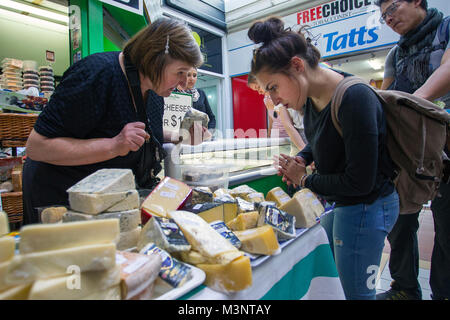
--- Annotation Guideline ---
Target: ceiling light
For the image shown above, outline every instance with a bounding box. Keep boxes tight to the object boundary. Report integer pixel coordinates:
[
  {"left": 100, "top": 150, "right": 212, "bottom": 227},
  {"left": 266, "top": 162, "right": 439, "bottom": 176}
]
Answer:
[
  {"left": 0, "top": 0, "right": 68, "bottom": 24},
  {"left": 368, "top": 59, "right": 383, "bottom": 70}
]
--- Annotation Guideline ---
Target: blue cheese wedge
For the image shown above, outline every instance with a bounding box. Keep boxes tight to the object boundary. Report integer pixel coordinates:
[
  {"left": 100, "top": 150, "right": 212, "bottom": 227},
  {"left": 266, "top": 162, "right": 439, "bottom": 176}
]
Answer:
[
  {"left": 62, "top": 209, "right": 141, "bottom": 232},
  {"left": 67, "top": 169, "right": 135, "bottom": 194},
  {"left": 210, "top": 221, "right": 241, "bottom": 249},
  {"left": 68, "top": 190, "right": 138, "bottom": 215},
  {"left": 137, "top": 216, "right": 191, "bottom": 253},
  {"left": 139, "top": 243, "right": 191, "bottom": 288},
  {"left": 236, "top": 197, "right": 255, "bottom": 213},
  {"left": 258, "top": 205, "right": 296, "bottom": 240}
]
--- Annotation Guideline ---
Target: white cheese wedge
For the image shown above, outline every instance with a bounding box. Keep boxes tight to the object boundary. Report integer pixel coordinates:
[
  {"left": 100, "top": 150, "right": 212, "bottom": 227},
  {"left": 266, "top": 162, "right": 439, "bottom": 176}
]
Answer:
[
  {"left": 117, "top": 227, "right": 141, "bottom": 251},
  {"left": 66, "top": 169, "right": 135, "bottom": 194},
  {"left": 28, "top": 266, "right": 121, "bottom": 300},
  {"left": 105, "top": 191, "right": 139, "bottom": 212},
  {"left": 0, "top": 261, "right": 12, "bottom": 291},
  {"left": 62, "top": 209, "right": 140, "bottom": 232},
  {"left": 6, "top": 243, "right": 117, "bottom": 285},
  {"left": 0, "top": 236, "right": 15, "bottom": 263},
  {"left": 167, "top": 210, "right": 243, "bottom": 265},
  {"left": 19, "top": 220, "right": 119, "bottom": 254},
  {"left": 0, "top": 211, "right": 9, "bottom": 236},
  {"left": 116, "top": 251, "right": 161, "bottom": 300},
  {"left": 69, "top": 190, "right": 138, "bottom": 215}
]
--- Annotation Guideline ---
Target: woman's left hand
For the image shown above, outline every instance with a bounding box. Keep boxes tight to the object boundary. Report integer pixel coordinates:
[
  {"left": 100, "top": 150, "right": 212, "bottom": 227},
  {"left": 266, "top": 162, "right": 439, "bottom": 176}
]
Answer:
[{"left": 277, "top": 154, "right": 306, "bottom": 187}]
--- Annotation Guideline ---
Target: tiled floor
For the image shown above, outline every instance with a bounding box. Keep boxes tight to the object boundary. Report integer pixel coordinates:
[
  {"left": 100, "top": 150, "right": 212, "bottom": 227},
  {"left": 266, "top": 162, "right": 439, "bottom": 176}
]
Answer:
[{"left": 376, "top": 205, "right": 434, "bottom": 300}]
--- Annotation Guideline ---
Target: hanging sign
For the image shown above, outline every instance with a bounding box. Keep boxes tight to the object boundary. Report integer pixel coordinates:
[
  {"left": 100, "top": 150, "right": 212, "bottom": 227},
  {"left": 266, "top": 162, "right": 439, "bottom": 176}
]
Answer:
[
  {"left": 163, "top": 92, "right": 193, "bottom": 134},
  {"left": 99, "top": 0, "right": 143, "bottom": 15}
]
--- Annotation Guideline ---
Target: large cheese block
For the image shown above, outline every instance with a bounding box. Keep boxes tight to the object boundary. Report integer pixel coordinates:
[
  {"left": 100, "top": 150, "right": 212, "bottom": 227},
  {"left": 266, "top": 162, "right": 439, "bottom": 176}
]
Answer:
[
  {"left": 6, "top": 243, "right": 116, "bottom": 285},
  {"left": 69, "top": 190, "right": 138, "bottom": 215},
  {"left": 141, "top": 177, "right": 192, "bottom": 224},
  {"left": 266, "top": 187, "right": 291, "bottom": 207},
  {"left": 116, "top": 251, "right": 161, "bottom": 300},
  {"left": 183, "top": 202, "right": 224, "bottom": 223},
  {"left": 66, "top": 169, "right": 135, "bottom": 194},
  {"left": 117, "top": 227, "right": 141, "bottom": 251},
  {"left": 279, "top": 188, "right": 324, "bottom": 228},
  {"left": 19, "top": 220, "right": 119, "bottom": 254},
  {"left": 0, "top": 211, "right": 9, "bottom": 236},
  {"left": 234, "top": 225, "right": 279, "bottom": 255},
  {"left": 197, "top": 256, "right": 252, "bottom": 293},
  {"left": 214, "top": 195, "right": 237, "bottom": 223},
  {"left": 62, "top": 209, "right": 140, "bottom": 232},
  {"left": 28, "top": 266, "right": 121, "bottom": 300},
  {"left": 0, "top": 284, "right": 32, "bottom": 300},
  {"left": 0, "top": 236, "right": 15, "bottom": 263},
  {"left": 226, "top": 211, "right": 259, "bottom": 231},
  {"left": 139, "top": 243, "right": 191, "bottom": 288},
  {"left": 137, "top": 216, "right": 191, "bottom": 252},
  {"left": 167, "top": 210, "right": 243, "bottom": 265},
  {"left": 82, "top": 285, "right": 121, "bottom": 300}
]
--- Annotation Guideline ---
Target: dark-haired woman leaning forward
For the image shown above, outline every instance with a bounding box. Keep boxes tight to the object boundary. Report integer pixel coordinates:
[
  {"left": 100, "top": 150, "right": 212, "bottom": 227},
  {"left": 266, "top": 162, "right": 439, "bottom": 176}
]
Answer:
[{"left": 248, "top": 16, "right": 399, "bottom": 299}]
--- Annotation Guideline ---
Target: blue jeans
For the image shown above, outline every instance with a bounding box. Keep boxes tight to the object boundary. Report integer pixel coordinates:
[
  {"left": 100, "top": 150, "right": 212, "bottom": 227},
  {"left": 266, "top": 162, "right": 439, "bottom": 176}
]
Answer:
[{"left": 320, "top": 191, "right": 399, "bottom": 300}]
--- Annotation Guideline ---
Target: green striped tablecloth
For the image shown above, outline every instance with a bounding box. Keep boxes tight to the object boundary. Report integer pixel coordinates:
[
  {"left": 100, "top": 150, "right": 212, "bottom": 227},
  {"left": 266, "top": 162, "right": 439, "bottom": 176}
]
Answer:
[{"left": 180, "top": 224, "right": 345, "bottom": 300}]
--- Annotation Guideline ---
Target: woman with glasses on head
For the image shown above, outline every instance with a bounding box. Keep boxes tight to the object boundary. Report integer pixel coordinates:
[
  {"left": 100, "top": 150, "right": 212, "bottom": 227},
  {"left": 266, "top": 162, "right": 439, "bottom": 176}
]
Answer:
[
  {"left": 248, "top": 16, "right": 400, "bottom": 300},
  {"left": 376, "top": 0, "right": 450, "bottom": 301},
  {"left": 22, "top": 18, "right": 204, "bottom": 225}
]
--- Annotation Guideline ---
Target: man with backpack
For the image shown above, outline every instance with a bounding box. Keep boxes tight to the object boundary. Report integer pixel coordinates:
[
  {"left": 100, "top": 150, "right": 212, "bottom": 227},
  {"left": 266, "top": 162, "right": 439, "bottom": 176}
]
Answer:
[{"left": 375, "top": 0, "right": 450, "bottom": 300}]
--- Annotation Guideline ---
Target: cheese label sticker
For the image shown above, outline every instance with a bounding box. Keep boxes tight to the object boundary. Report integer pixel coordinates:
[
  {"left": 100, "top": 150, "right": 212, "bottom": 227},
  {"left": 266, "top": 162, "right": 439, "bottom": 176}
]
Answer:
[
  {"left": 193, "top": 204, "right": 203, "bottom": 210},
  {"left": 274, "top": 190, "right": 286, "bottom": 196},
  {"left": 164, "top": 182, "right": 180, "bottom": 191},
  {"left": 160, "top": 191, "right": 176, "bottom": 198}
]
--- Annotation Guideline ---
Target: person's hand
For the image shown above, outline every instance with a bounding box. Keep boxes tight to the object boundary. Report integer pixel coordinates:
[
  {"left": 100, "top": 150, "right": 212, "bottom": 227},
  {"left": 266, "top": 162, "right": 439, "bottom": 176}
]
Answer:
[
  {"left": 113, "top": 122, "right": 150, "bottom": 156},
  {"left": 274, "top": 154, "right": 307, "bottom": 187}
]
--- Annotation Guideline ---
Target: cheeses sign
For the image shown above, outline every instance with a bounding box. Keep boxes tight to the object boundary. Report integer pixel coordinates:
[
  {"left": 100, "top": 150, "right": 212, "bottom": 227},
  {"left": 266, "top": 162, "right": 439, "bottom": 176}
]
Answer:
[{"left": 163, "top": 92, "right": 193, "bottom": 134}]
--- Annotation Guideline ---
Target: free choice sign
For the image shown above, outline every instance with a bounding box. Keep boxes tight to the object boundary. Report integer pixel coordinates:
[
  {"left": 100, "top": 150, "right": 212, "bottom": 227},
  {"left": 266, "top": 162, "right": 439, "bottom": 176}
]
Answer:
[
  {"left": 291, "top": 0, "right": 399, "bottom": 58},
  {"left": 163, "top": 92, "right": 193, "bottom": 133}
]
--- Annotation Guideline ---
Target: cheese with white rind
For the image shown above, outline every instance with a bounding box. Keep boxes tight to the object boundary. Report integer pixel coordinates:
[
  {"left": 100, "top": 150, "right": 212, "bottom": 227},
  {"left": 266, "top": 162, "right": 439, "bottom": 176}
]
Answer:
[
  {"left": 279, "top": 188, "right": 324, "bottom": 228},
  {"left": 19, "top": 220, "right": 119, "bottom": 254},
  {"left": 137, "top": 216, "right": 191, "bottom": 253},
  {"left": 0, "top": 211, "right": 9, "bottom": 236},
  {"left": 28, "top": 266, "right": 121, "bottom": 300},
  {"left": 62, "top": 209, "right": 140, "bottom": 232},
  {"left": 116, "top": 251, "right": 162, "bottom": 300},
  {"left": 5, "top": 243, "right": 117, "bottom": 285},
  {"left": 117, "top": 227, "right": 141, "bottom": 251},
  {"left": 139, "top": 243, "right": 191, "bottom": 288},
  {"left": 40, "top": 207, "right": 67, "bottom": 224},
  {"left": 0, "top": 236, "right": 15, "bottom": 263},
  {"left": 167, "top": 210, "right": 242, "bottom": 265},
  {"left": 66, "top": 169, "right": 135, "bottom": 194},
  {"left": 69, "top": 190, "right": 138, "bottom": 215}
]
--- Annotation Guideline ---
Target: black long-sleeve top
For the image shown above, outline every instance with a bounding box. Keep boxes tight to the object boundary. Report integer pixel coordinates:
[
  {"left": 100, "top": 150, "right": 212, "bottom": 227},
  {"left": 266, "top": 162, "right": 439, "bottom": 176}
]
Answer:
[
  {"left": 298, "top": 73, "right": 395, "bottom": 206},
  {"left": 193, "top": 88, "right": 216, "bottom": 129}
]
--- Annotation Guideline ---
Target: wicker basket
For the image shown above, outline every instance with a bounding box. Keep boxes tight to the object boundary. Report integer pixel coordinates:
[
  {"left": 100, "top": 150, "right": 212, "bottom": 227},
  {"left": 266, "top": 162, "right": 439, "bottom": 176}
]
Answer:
[
  {"left": 0, "top": 113, "right": 38, "bottom": 147},
  {"left": 1, "top": 191, "right": 23, "bottom": 224}
]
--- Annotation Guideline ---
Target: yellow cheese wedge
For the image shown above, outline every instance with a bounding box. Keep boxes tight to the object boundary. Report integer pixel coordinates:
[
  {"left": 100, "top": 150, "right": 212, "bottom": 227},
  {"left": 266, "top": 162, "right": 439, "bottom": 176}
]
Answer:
[
  {"left": 279, "top": 188, "right": 324, "bottom": 228},
  {"left": 226, "top": 211, "right": 259, "bottom": 231},
  {"left": 234, "top": 225, "right": 279, "bottom": 255},
  {"left": 176, "top": 250, "right": 209, "bottom": 265},
  {"left": 0, "top": 284, "right": 32, "bottom": 300},
  {"left": 244, "top": 192, "right": 265, "bottom": 203},
  {"left": 6, "top": 243, "right": 117, "bottom": 285},
  {"left": 0, "top": 211, "right": 9, "bottom": 236},
  {"left": 0, "top": 236, "right": 15, "bottom": 263},
  {"left": 141, "top": 177, "right": 192, "bottom": 223},
  {"left": 116, "top": 227, "right": 141, "bottom": 251},
  {"left": 28, "top": 266, "right": 121, "bottom": 300},
  {"left": 266, "top": 187, "right": 291, "bottom": 207},
  {"left": 19, "top": 219, "right": 119, "bottom": 254},
  {"left": 197, "top": 256, "right": 252, "bottom": 292},
  {"left": 167, "top": 210, "right": 242, "bottom": 265}
]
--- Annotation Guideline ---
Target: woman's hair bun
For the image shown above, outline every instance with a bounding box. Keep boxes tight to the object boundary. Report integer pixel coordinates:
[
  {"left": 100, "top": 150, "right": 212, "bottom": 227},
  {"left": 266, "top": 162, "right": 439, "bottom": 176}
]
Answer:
[{"left": 248, "top": 16, "right": 285, "bottom": 45}]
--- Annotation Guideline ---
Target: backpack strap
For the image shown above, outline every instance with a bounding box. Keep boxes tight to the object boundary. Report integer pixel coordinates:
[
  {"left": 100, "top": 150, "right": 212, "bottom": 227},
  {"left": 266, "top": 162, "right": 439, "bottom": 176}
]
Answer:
[{"left": 330, "top": 76, "right": 372, "bottom": 137}]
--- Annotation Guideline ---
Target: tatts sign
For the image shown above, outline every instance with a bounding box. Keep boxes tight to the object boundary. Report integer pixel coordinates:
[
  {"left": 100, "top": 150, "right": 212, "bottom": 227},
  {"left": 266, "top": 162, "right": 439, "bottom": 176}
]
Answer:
[{"left": 293, "top": 0, "right": 399, "bottom": 58}]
